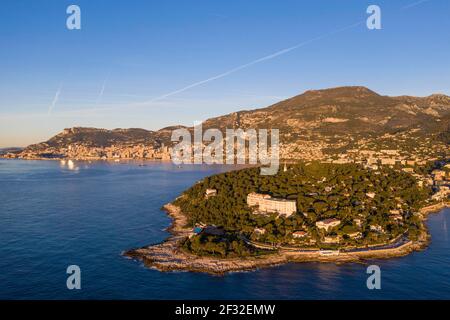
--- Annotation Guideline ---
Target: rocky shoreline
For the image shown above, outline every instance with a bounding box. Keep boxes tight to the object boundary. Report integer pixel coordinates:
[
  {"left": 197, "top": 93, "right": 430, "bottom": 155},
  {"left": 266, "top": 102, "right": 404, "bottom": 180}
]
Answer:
[
  {"left": 123, "top": 201, "right": 449, "bottom": 275},
  {"left": 123, "top": 204, "right": 289, "bottom": 274}
]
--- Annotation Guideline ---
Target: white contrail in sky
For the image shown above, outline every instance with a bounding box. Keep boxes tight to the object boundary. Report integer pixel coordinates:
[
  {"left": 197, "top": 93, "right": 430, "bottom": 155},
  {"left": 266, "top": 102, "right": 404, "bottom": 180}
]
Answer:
[
  {"left": 401, "top": 0, "right": 431, "bottom": 10},
  {"left": 48, "top": 84, "right": 62, "bottom": 115},
  {"left": 127, "top": 0, "right": 431, "bottom": 108},
  {"left": 95, "top": 72, "right": 110, "bottom": 109},
  {"left": 136, "top": 20, "right": 365, "bottom": 106},
  {"left": 95, "top": 79, "right": 107, "bottom": 108},
  {"left": 46, "top": 0, "right": 431, "bottom": 115}
]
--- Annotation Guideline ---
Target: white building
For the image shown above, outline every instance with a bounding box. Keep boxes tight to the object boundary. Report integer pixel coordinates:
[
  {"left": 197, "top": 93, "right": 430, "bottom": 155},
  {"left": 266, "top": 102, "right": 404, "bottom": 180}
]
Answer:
[
  {"left": 315, "top": 218, "right": 341, "bottom": 231},
  {"left": 292, "top": 231, "right": 308, "bottom": 239},
  {"left": 247, "top": 192, "right": 297, "bottom": 217},
  {"left": 205, "top": 188, "right": 217, "bottom": 198}
]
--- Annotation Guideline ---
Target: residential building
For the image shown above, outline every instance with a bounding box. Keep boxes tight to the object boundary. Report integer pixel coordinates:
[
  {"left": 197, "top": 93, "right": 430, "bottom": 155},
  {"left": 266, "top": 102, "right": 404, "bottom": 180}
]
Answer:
[
  {"left": 247, "top": 192, "right": 297, "bottom": 217},
  {"left": 316, "top": 218, "right": 341, "bottom": 231},
  {"left": 292, "top": 231, "right": 308, "bottom": 239},
  {"left": 205, "top": 188, "right": 217, "bottom": 198}
]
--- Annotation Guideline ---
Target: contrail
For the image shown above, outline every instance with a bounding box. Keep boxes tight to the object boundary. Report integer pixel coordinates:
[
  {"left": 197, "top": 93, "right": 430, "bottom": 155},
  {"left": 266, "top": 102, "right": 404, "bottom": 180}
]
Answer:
[
  {"left": 74, "top": 0, "right": 431, "bottom": 113},
  {"left": 48, "top": 84, "right": 63, "bottom": 115},
  {"left": 94, "top": 72, "right": 110, "bottom": 109},
  {"left": 138, "top": 20, "right": 365, "bottom": 106},
  {"left": 401, "top": 0, "right": 431, "bottom": 10},
  {"left": 95, "top": 79, "right": 107, "bottom": 108},
  {"left": 134, "top": 0, "right": 431, "bottom": 107}
]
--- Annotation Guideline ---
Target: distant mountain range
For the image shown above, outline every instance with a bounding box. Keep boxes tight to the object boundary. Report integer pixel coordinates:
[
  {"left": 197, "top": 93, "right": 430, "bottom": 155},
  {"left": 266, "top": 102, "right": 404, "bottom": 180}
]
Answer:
[{"left": 14, "top": 86, "right": 450, "bottom": 160}]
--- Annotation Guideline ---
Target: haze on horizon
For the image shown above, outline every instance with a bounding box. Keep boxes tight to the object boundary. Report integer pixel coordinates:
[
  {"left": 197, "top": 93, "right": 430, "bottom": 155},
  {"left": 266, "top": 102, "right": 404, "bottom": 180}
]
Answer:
[{"left": 0, "top": 0, "right": 449, "bottom": 148}]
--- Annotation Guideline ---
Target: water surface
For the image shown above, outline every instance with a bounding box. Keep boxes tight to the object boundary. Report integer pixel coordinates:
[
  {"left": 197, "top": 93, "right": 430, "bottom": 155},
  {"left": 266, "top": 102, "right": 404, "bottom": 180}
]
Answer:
[{"left": 0, "top": 159, "right": 449, "bottom": 299}]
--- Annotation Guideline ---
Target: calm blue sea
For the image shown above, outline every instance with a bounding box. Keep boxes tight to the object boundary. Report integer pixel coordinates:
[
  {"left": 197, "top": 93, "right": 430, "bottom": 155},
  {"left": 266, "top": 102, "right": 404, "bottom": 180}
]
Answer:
[{"left": 0, "top": 159, "right": 449, "bottom": 300}]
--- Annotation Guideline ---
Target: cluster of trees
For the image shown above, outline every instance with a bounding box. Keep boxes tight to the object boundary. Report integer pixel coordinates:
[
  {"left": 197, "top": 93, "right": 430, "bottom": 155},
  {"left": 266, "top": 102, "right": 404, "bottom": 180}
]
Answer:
[
  {"left": 181, "top": 233, "right": 265, "bottom": 258},
  {"left": 174, "top": 162, "right": 431, "bottom": 248}
]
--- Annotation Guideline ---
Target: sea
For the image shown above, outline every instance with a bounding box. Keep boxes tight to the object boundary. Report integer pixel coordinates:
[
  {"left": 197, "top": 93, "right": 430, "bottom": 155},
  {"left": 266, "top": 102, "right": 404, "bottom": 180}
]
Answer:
[{"left": 0, "top": 159, "right": 449, "bottom": 299}]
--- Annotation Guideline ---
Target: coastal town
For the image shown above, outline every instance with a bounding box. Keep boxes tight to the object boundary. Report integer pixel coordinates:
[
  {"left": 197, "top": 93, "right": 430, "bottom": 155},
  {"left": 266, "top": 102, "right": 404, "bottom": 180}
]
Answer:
[{"left": 2, "top": 128, "right": 446, "bottom": 167}]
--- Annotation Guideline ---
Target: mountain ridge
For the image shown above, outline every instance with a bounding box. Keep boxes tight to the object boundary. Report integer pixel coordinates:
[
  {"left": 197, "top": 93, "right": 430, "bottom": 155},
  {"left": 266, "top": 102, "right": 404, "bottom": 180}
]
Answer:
[{"left": 10, "top": 86, "right": 450, "bottom": 161}]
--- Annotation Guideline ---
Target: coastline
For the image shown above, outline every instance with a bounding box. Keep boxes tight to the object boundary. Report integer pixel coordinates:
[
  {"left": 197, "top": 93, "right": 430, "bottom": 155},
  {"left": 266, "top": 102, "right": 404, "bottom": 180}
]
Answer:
[
  {"left": 123, "top": 201, "right": 450, "bottom": 275},
  {"left": 123, "top": 203, "right": 289, "bottom": 274},
  {"left": 0, "top": 156, "right": 173, "bottom": 162}
]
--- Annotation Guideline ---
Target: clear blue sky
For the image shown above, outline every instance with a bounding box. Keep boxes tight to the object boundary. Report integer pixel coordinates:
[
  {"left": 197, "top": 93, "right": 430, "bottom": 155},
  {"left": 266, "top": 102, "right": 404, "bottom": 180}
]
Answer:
[{"left": 0, "top": 0, "right": 449, "bottom": 147}]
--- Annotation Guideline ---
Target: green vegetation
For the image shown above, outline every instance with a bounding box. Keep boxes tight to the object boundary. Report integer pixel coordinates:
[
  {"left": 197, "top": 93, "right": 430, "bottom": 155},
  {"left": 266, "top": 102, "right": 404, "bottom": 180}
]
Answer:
[
  {"left": 181, "top": 233, "right": 270, "bottom": 258},
  {"left": 174, "top": 162, "right": 432, "bottom": 254}
]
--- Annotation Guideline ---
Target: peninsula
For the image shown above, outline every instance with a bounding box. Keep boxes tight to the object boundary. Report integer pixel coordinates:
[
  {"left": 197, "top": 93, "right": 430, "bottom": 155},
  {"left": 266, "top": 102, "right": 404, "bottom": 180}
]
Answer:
[{"left": 124, "top": 162, "right": 450, "bottom": 274}]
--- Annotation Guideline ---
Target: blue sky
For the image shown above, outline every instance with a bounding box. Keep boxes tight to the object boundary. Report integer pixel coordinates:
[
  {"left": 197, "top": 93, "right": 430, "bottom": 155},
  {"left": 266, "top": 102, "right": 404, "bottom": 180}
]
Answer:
[{"left": 0, "top": 0, "right": 449, "bottom": 147}]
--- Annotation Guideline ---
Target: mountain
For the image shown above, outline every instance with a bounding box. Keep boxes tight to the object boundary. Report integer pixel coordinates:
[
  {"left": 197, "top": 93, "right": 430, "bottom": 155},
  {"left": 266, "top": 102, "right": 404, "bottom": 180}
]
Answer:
[
  {"left": 199, "top": 86, "right": 449, "bottom": 159},
  {"left": 202, "top": 86, "right": 449, "bottom": 140},
  {"left": 23, "top": 126, "right": 186, "bottom": 151},
  {"left": 34, "top": 127, "right": 156, "bottom": 148},
  {"left": 14, "top": 86, "right": 450, "bottom": 160}
]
